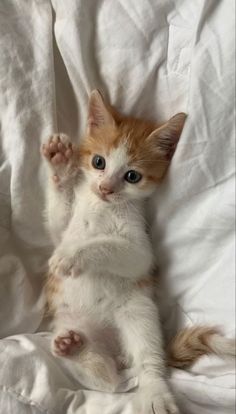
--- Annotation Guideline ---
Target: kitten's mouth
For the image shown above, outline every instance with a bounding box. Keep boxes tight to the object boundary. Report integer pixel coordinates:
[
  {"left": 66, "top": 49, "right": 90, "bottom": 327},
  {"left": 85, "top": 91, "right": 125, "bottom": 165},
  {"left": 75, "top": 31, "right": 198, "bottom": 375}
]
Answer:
[
  {"left": 93, "top": 188, "right": 110, "bottom": 202},
  {"left": 99, "top": 193, "right": 110, "bottom": 202},
  {"left": 93, "top": 188, "right": 121, "bottom": 203}
]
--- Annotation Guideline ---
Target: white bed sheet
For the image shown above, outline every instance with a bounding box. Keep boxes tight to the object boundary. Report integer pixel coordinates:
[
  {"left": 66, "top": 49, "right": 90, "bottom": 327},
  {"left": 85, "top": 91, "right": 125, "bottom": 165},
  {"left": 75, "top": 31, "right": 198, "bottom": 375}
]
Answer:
[{"left": 0, "top": 0, "right": 235, "bottom": 413}]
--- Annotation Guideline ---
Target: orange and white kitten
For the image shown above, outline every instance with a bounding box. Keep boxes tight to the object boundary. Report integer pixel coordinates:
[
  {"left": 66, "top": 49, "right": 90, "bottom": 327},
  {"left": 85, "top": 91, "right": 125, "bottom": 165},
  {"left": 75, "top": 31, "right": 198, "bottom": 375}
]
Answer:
[
  {"left": 42, "top": 90, "right": 186, "bottom": 413},
  {"left": 42, "top": 91, "right": 235, "bottom": 413}
]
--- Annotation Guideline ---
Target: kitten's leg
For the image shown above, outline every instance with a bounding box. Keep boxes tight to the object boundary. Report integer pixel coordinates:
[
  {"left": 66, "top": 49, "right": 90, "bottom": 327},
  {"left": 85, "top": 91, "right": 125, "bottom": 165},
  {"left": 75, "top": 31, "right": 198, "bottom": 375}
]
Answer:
[
  {"left": 116, "top": 293, "right": 179, "bottom": 414},
  {"left": 51, "top": 321, "right": 121, "bottom": 392},
  {"left": 41, "top": 133, "right": 80, "bottom": 244}
]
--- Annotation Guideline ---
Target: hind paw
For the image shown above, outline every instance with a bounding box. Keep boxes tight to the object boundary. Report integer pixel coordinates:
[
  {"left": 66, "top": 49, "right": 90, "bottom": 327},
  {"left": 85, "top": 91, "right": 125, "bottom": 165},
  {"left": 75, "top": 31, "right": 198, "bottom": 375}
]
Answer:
[{"left": 52, "top": 330, "right": 83, "bottom": 357}]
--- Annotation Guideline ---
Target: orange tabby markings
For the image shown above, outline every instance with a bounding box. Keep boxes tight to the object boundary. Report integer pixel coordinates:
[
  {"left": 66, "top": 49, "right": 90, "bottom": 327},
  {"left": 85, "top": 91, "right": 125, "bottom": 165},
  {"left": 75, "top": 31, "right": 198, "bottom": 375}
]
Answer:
[
  {"left": 168, "top": 326, "right": 235, "bottom": 368},
  {"left": 79, "top": 90, "right": 186, "bottom": 186},
  {"left": 44, "top": 273, "right": 61, "bottom": 316}
]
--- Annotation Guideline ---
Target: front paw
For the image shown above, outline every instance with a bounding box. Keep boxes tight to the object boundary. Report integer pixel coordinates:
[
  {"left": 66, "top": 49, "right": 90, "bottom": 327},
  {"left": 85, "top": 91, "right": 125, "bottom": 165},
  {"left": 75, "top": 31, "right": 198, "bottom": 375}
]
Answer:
[
  {"left": 49, "top": 252, "right": 80, "bottom": 278},
  {"left": 42, "top": 133, "right": 74, "bottom": 166},
  {"left": 41, "top": 133, "right": 79, "bottom": 187},
  {"left": 133, "top": 381, "right": 179, "bottom": 414}
]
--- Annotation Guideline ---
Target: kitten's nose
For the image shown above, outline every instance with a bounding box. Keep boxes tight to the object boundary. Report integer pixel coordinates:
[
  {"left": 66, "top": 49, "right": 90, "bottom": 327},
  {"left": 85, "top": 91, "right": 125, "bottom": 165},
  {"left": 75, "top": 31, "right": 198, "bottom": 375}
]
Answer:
[{"left": 99, "top": 184, "right": 114, "bottom": 195}]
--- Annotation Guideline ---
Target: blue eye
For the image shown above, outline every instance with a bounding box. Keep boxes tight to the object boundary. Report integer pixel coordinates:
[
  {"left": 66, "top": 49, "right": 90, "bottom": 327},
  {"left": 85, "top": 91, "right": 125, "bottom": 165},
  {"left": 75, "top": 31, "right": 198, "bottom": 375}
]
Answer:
[
  {"left": 92, "top": 155, "right": 106, "bottom": 170},
  {"left": 124, "top": 170, "right": 142, "bottom": 184}
]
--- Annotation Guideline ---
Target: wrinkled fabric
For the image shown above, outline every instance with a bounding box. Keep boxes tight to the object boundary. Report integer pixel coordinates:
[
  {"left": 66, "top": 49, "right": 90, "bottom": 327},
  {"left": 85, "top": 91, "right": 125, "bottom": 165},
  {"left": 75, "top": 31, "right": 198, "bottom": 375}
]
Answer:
[{"left": 0, "top": 0, "right": 235, "bottom": 413}]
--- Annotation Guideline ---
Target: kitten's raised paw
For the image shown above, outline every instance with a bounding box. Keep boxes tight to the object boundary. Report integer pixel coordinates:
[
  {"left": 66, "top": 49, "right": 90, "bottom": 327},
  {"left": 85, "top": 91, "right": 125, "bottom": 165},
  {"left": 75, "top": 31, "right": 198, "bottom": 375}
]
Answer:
[
  {"left": 42, "top": 133, "right": 74, "bottom": 166},
  {"left": 53, "top": 330, "right": 83, "bottom": 356}
]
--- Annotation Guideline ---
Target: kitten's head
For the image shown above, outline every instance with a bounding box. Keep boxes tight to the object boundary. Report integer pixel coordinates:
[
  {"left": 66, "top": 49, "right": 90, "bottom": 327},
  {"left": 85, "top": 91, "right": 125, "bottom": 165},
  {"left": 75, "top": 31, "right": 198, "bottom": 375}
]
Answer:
[{"left": 79, "top": 90, "right": 186, "bottom": 203}]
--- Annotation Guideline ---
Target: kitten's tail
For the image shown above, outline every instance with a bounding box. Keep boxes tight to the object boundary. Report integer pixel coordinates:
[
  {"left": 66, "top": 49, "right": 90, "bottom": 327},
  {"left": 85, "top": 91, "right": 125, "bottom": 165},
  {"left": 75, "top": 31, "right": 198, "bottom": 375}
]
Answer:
[{"left": 167, "top": 326, "right": 235, "bottom": 368}]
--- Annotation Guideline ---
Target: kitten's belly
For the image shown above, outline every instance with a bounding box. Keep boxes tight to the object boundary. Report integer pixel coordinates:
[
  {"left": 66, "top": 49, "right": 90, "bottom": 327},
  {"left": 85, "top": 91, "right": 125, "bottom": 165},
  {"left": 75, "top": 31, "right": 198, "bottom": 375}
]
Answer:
[{"left": 63, "top": 274, "right": 114, "bottom": 312}]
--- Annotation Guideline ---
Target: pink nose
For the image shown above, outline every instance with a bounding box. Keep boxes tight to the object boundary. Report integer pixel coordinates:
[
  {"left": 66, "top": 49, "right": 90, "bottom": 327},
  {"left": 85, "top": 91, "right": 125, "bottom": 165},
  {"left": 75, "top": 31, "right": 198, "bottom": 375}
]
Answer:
[{"left": 99, "top": 184, "right": 114, "bottom": 195}]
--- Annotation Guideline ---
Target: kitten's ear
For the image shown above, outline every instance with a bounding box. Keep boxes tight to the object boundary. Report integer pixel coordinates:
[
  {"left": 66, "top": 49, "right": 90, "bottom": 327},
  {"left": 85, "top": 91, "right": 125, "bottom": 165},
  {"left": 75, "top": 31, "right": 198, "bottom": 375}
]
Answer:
[
  {"left": 148, "top": 113, "right": 187, "bottom": 159},
  {"left": 87, "top": 90, "right": 115, "bottom": 134}
]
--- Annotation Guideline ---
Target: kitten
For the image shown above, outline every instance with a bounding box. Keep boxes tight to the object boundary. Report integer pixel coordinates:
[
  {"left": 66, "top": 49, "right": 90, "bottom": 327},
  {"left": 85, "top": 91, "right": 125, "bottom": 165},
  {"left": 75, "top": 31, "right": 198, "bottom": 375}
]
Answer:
[{"left": 42, "top": 91, "right": 235, "bottom": 413}]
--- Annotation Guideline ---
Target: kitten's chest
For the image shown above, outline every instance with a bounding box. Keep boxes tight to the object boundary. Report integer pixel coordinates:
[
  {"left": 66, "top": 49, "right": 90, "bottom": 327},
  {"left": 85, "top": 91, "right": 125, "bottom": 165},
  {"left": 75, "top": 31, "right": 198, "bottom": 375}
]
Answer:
[{"left": 74, "top": 193, "right": 126, "bottom": 238}]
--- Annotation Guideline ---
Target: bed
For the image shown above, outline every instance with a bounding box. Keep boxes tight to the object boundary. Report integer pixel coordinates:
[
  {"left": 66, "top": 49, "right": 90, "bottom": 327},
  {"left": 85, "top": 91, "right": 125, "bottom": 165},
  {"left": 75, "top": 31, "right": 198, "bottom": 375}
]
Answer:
[{"left": 0, "top": 1, "right": 235, "bottom": 413}]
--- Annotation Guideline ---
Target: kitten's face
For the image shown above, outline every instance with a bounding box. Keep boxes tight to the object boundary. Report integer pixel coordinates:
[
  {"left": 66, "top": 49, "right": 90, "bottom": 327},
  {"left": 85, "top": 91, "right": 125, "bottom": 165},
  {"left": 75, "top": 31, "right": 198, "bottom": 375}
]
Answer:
[
  {"left": 79, "top": 90, "right": 186, "bottom": 204},
  {"left": 82, "top": 144, "right": 156, "bottom": 203}
]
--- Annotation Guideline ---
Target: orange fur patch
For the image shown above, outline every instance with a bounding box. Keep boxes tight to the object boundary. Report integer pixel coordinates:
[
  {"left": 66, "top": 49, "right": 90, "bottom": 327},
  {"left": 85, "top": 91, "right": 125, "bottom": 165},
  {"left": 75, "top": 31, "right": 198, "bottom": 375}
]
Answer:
[
  {"left": 136, "top": 275, "right": 157, "bottom": 289},
  {"left": 44, "top": 272, "right": 62, "bottom": 316},
  {"left": 79, "top": 117, "right": 167, "bottom": 182},
  {"left": 167, "top": 326, "right": 220, "bottom": 368},
  {"left": 79, "top": 103, "right": 185, "bottom": 182}
]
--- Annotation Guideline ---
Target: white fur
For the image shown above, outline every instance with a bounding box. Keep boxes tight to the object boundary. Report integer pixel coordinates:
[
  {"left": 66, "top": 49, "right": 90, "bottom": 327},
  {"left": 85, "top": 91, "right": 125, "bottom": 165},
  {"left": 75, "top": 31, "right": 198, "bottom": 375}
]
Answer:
[
  {"left": 209, "top": 334, "right": 236, "bottom": 357},
  {"left": 44, "top": 133, "right": 179, "bottom": 414},
  {"left": 106, "top": 145, "right": 129, "bottom": 176}
]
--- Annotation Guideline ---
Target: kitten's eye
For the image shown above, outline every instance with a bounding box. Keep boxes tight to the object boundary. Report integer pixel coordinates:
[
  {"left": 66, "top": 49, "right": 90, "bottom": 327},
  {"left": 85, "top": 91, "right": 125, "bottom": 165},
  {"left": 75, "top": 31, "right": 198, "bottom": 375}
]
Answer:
[
  {"left": 124, "top": 170, "right": 142, "bottom": 184},
  {"left": 92, "top": 155, "right": 106, "bottom": 170}
]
